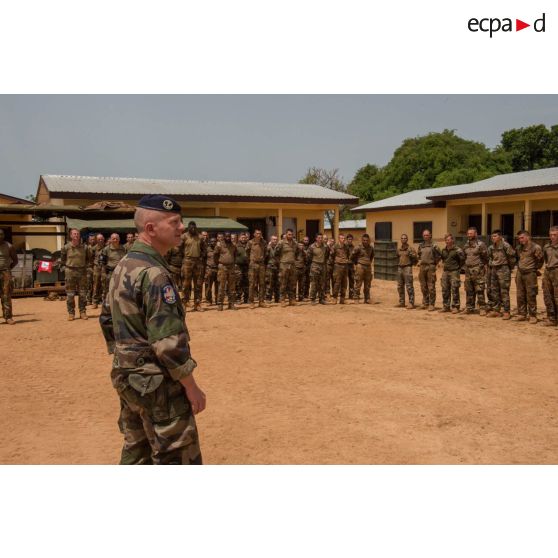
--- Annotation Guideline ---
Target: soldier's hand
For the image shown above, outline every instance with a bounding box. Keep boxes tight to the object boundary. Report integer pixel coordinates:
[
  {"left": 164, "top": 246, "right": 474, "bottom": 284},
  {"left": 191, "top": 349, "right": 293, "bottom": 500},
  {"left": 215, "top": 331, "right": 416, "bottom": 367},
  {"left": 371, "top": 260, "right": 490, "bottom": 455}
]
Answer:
[{"left": 180, "top": 374, "right": 207, "bottom": 415}]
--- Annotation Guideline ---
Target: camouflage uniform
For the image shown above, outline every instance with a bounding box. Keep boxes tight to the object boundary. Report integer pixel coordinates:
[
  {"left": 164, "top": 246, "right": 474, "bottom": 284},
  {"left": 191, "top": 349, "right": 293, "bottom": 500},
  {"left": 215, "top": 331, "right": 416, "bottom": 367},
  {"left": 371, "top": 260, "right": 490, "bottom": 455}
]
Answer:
[
  {"left": 123, "top": 241, "right": 134, "bottom": 253},
  {"left": 352, "top": 243, "right": 375, "bottom": 302},
  {"left": 165, "top": 241, "right": 184, "bottom": 289},
  {"left": 0, "top": 239, "right": 17, "bottom": 321},
  {"left": 99, "top": 241, "right": 202, "bottom": 465},
  {"left": 234, "top": 240, "right": 249, "bottom": 304},
  {"left": 307, "top": 242, "right": 328, "bottom": 303},
  {"left": 515, "top": 240, "right": 544, "bottom": 318},
  {"left": 463, "top": 239, "right": 488, "bottom": 312},
  {"left": 246, "top": 238, "right": 267, "bottom": 304},
  {"left": 214, "top": 240, "right": 237, "bottom": 306},
  {"left": 326, "top": 244, "right": 335, "bottom": 296},
  {"left": 266, "top": 243, "right": 280, "bottom": 303},
  {"left": 181, "top": 232, "right": 206, "bottom": 305},
  {"left": 397, "top": 244, "right": 417, "bottom": 306},
  {"left": 204, "top": 243, "right": 218, "bottom": 304},
  {"left": 440, "top": 245, "right": 465, "bottom": 310},
  {"left": 91, "top": 244, "right": 106, "bottom": 305},
  {"left": 487, "top": 240, "right": 516, "bottom": 313},
  {"left": 542, "top": 242, "right": 558, "bottom": 324},
  {"left": 331, "top": 242, "right": 351, "bottom": 302},
  {"left": 61, "top": 242, "right": 91, "bottom": 316},
  {"left": 101, "top": 244, "right": 127, "bottom": 300},
  {"left": 276, "top": 238, "right": 299, "bottom": 303},
  {"left": 302, "top": 243, "right": 311, "bottom": 299},
  {"left": 86, "top": 242, "right": 96, "bottom": 304},
  {"left": 418, "top": 241, "right": 442, "bottom": 307},
  {"left": 295, "top": 246, "right": 307, "bottom": 301},
  {"left": 346, "top": 242, "right": 356, "bottom": 299}
]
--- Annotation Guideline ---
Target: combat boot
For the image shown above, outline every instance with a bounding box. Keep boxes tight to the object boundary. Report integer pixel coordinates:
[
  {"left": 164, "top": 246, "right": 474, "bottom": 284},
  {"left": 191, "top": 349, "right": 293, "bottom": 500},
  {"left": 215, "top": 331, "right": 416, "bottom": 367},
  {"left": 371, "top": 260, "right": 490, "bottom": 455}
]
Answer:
[
  {"left": 217, "top": 304, "right": 224, "bottom": 311},
  {"left": 502, "top": 312, "right": 511, "bottom": 320},
  {"left": 406, "top": 303, "right": 415, "bottom": 310},
  {"left": 250, "top": 302, "right": 256, "bottom": 309},
  {"left": 319, "top": 299, "right": 327, "bottom": 305},
  {"left": 330, "top": 299, "right": 337, "bottom": 305},
  {"left": 364, "top": 299, "right": 371, "bottom": 304},
  {"left": 339, "top": 299, "right": 346, "bottom": 305},
  {"left": 427, "top": 305, "right": 436, "bottom": 311},
  {"left": 281, "top": 300, "right": 288, "bottom": 307},
  {"left": 194, "top": 303, "right": 204, "bottom": 312},
  {"left": 6, "top": 318, "right": 15, "bottom": 325},
  {"left": 513, "top": 315, "right": 527, "bottom": 322},
  {"left": 529, "top": 316, "right": 538, "bottom": 324},
  {"left": 419, "top": 304, "right": 427, "bottom": 310},
  {"left": 92, "top": 303, "right": 98, "bottom": 310},
  {"left": 464, "top": 308, "right": 473, "bottom": 314},
  {"left": 542, "top": 319, "right": 557, "bottom": 327},
  {"left": 80, "top": 312, "right": 88, "bottom": 320},
  {"left": 228, "top": 303, "right": 237, "bottom": 310},
  {"left": 311, "top": 300, "right": 317, "bottom": 305},
  {"left": 479, "top": 309, "right": 487, "bottom": 316},
  {"left": 289, "top": 300, "right": 297, "bottom": 306},
  {"left": 258, "top": 301, "right": 269, "bottom": 308},
  {"left": 68, "top": 314, "right": 75, "bottom": 321},
  {"left": 439, "top": 307, "right": 450, "bottom": 313},
  {"left": 395, "top": 303, "right": 405, "bottom": 308},
  {"left": 451, "top": 308, "right": 460, "bottom": 314},
  {"left": 487, "top": 311, "right": 500, "bottom": 318}
]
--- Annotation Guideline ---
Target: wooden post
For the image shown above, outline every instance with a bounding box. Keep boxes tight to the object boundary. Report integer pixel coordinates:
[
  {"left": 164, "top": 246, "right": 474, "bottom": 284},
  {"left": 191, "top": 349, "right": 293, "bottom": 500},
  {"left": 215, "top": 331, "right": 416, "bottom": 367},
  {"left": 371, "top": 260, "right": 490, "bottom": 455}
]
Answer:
[
  {"left": 334, "top": 207, "right": 340, "bottom": 241},
  {"left": 277, "top": 208, "right": 283, "bottom": 238},
  {"left": 481, "top": 202, "right": 487, "bottom": 236},
  {"left": 524, "top": 199, "right": 531, "bottom": 232},
  {"left": 215, "top": 207, "right": 220, "bottom": 216}
]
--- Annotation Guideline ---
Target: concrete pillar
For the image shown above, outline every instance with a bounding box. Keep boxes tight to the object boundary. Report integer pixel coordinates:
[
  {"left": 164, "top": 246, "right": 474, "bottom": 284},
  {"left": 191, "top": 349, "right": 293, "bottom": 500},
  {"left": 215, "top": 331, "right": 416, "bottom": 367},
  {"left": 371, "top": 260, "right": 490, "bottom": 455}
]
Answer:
[
  {"left": 481, "top": 202, "right": 487, "bottom": 236},
  {"left": 333, "top": 207, "right": 340, "bottom": 241},
  {"left": 277, "top": 208, "right": 283, "bottom": 238},
  {"left": 215, "top": 207, "right": 220, "bottom": 216},
  {"left": 524, "top": 199, "right": 531, "bottom": 232}
]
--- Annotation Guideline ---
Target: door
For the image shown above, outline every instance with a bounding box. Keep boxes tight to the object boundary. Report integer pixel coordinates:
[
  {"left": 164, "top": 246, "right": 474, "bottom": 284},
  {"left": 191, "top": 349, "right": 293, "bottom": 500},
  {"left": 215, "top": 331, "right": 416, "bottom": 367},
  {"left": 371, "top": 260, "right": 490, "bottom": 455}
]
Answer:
[
  {"left": 500, "top": 214, "right": 515, "bottom": 244},
  {"left": 305, "top": 219, "right": 320, "bottom": 241},
  {"left": 237, "top": 218, "right": 267, "bottom": 238}
]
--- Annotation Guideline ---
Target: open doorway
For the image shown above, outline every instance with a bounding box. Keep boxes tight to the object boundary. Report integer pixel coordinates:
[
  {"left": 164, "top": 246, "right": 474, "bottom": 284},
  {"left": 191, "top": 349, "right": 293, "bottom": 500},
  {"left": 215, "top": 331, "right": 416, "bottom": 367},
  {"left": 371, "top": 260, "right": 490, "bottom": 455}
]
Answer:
[{"left": 501, "top": 214, "right": 515, "bottom": 244}]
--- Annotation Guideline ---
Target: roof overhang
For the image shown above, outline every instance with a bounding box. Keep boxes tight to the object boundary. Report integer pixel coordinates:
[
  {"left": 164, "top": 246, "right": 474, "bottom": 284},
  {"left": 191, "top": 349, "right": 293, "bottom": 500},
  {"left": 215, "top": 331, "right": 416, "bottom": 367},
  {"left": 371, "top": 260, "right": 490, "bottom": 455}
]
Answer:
[
  {"left": 356, "top": 202, "right": 445, "bottom": 213},
  {"left": 427, "top": 183, "right": 558, "bottom": 201}
]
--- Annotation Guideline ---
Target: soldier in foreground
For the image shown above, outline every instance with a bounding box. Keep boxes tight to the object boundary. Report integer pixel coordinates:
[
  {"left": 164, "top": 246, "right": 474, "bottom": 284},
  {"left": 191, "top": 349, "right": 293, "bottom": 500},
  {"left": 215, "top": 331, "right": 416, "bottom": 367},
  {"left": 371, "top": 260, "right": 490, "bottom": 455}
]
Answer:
[
  {"left": 214, "top": 231, "right": 237, "bottom": 310},
  {"left": 0, "top": 228, "right": 18, "bottom": 325},
  {"left": 246, "top": 228, "right": 268, "bottom": 309},
  {"left": 418, "top": 229, "right": 441, "bottom": 311},
  {"left": 307, "top": 233, "right": 328, "bottom": 305},
  {"left": 514, "top": 230, "right": 544, "bottom": 323},
  {"left": 486, "top": 229, "right": 516, "bottom": 320},
  {"left": 275, "top": 228, "right": 299, "bottom": 307},
  {"left": 61, "top": 228, "right": 91, "bottom": 321},
  {"left": 440, "top": 233, "right": 465, "bottom": 313},
  {"left": 463, "top": 227, "right": 488, "bottom": 316},
  {"left": 542, "top": 225, "right": 558, "bottom": 327},
  {"left": 352, "top": 233, "right": 374, "bottom": 303},
  {"left": 100, "top": 195, "right": 205, "bottom": 465},
  {"left": 396, "top": 233, "right": 417, "bottom": 309}
]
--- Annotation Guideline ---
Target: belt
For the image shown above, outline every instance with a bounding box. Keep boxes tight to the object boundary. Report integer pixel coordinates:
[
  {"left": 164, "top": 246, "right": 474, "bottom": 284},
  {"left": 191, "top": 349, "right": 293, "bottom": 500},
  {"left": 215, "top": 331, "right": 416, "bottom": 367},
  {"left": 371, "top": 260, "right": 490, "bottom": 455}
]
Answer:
[
  {"left": 518, "top": 268, "right": 537, "bottom": 274},
  {"left": 398, "top": 264, "right": 412, "bottom": 268},
  {"left": 66, "top": 265, "right": 85, "bottom": 270}
]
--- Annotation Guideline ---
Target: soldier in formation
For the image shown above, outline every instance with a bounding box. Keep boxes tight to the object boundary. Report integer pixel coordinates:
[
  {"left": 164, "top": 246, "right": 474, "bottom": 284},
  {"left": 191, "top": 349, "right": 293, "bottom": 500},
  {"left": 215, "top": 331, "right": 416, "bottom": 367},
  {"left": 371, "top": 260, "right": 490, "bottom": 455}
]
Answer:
[
  {"left": 235, "top": 232, "right": 249, "bottom": 304},
  {"left": 295, "top": 241, "right": 307, "bottom": 302},
  {"left": 542, "top": 225, "right": 558, "bottom": 327},
  {"left": 275, "top": 228, "right": 300, "bottom": 307},
  {"left": 352, "top": 233, "right": 374, "bottom": 303},
  {"left": 246, "top": 228, "right": 268, "bottom": 309},
  {"left": 0, "top": 228, "right": 18, "bottom": 325},
  {"left": 100, "top": 233, "right": 127, "bottom": 300},
  {"left": 486, "top": 230, "right": 516, "bottom": 320},
  {"left": 204, "top": 237, "right": 218, "bottom": 305},
  {"left": 396, "top": 233, "right": 417, "bottom": 309},
  {"left": 440, "top": 233, "right": 465, "bottom": 313},
  {"left": 266, "top": 235, "right": 280, "bottom": 304},
  {"left": 463, "top": 227, "right": 488, "bottom": 315},
  {"left": 307, "top": 233, "right": 328, "bottom": 305},
  {"left": 181, "top": 221, "right": 207, "bottom": 312},
  {"left": 418, "top": 229, "right": 442, "bottom": 311},
  {"left": 214, "top": 231, "right": 237, "bottom": 311},
  {"left": 330, "top": 234, "right": 350, "bottom": 304}
]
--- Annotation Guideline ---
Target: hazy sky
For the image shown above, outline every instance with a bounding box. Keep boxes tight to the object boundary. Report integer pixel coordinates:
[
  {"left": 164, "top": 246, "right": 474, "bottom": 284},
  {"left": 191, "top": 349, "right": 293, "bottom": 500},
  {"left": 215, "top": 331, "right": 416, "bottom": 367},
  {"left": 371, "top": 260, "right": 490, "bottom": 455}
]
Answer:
[{"left": 0, "top": 95, "right": 556, "bottom": 199}]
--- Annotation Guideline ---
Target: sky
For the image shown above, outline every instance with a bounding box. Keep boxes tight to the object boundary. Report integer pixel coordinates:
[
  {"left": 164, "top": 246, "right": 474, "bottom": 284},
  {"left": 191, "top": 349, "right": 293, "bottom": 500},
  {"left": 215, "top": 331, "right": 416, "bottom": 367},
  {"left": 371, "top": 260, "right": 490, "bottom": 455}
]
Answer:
[{"left": 0, "top": 95, "right": 556, "bottom": 199}]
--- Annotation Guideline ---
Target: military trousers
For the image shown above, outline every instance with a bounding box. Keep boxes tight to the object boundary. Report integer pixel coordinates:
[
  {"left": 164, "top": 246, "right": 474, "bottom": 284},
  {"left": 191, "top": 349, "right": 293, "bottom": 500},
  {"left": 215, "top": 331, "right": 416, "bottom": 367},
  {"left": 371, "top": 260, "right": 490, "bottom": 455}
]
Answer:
[
  {"left": 441, "top": 269, "right": 461, "bottom": 309},
  {"left": 309, "top": 262, "right": 326, "bottom": 302},
  {"left": 326, "top": 264, "right": 334, "bottom": 295},
  {"left": 515, "top": 269, "right": 538, "bottom": 317},
  {"left": 92, "top": 265, "right": 105, "bottom": 305},
  {"left": 419, "top": 264, "right": 437, "bottom": 306},
  {"left": 542, "top": 268, "right": 558, "bottom": 322},
  {"left": 303, "top": 266, "right": 310, "bottom": 298},
  {"left": 235, "top": 264, "right": 249, "bottom": 304},
  {"left": 0, "top": 269, "right": 13, "bottom": 320},
  {"left": 332, "top": 263, "right": 348, "bottom": 301},
  {"left": 354, "top": 263, "right": 372, "bottom": 301},
  {"left": 248, "top": 262, "right": 266, "bottom": 303},
  {"left": 266, "top": 266, "right": 280, "bottom": 303},
  {"left": 65, "top": 267, "right": 87, "bottom": 315},
  {"left": 488, "top": 265, "right": 511, "bottom": 313},
  {"left": 217, "top": 264, "right": 236, "bottom": 305},
  {"left": 397, "top": 265, "right": 414, "bottom": 305},
  {"left": 204, "top": 266, "right": 218, "bottom": 304},
  {"left": 86, "top": 267, "right": 94, "bottom": 304},
  {"left": 181, "top": 257, "right": 204, "bottom": 304},
  {"left": 168, "top": 265, "right": 182, "bottom": 293},
  {"left": 347, "top": 263, "right": 355, "bottom": 299},
  {"left": 464, "top": 265, "right": 487, "bottom": 311},
  {"left": 295, "top": 266, "right": 306, "bottom": 300},
  {"left": 279, "top": 262, "right": 297, "bottom": 302},
  {"left": 111, "top": 369, "right": 202, "bottom": 465}
]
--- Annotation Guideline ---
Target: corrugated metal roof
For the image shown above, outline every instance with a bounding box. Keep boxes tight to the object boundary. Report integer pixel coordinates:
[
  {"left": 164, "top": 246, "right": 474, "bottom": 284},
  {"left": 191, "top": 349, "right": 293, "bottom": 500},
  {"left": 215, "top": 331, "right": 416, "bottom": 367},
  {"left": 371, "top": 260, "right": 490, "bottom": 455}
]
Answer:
[
  {"left": 353, "top": 166, "right": 558, "bottom": 212},
  {"left": 66, "top": 217, "right": 247, "bottom": 232},
  {"left": 324, "top": 219, "right": 366, "bottom": 230},
  {"left": 42, "top": 175, "right": 357, "bottom": 203}
]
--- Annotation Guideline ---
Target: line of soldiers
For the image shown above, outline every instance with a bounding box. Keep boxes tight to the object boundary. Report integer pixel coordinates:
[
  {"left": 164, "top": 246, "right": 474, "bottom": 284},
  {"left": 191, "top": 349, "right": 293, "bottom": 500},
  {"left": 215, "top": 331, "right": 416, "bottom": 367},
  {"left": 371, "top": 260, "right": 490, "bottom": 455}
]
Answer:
[
  {"left": 394, "top": 226, "right": 558, "bottom": 327},
  {"left": 60, "top": 230, "right": 137, "bottom": 321},
  {"left": 164, "top": 222, "right": 376, "bottom": 311}
]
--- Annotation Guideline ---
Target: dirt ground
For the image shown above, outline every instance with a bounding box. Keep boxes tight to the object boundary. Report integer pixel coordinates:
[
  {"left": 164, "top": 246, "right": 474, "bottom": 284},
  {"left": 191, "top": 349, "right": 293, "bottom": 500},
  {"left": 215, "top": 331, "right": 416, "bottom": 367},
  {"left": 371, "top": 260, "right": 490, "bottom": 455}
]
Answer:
[{"left": 1, "top": 275, "right": 557, "bottom": 465}]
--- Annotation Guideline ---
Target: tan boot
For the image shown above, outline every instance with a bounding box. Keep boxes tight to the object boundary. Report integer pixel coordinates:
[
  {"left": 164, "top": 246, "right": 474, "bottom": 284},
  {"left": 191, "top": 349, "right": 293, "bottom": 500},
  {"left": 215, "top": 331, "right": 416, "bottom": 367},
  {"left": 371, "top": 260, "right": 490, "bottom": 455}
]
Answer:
[
  {"left": 289, "top": 300, "right": 297, "bottom": 306},
  {"left": 92, "top": 303, "right": 98, "bottom": 310},
  {"left": 281, "top": 300, "right": 288, "bottom": 308},
  {"left": 513, "top": 315, "right": 527, "bottom": 322},
  {"left": 502, "top": 312, "right": 511, "bottom": 320},
  {"left": 250, "top": 302, "right": 256, "bottom": 309},
  {"left": 330, "top": 299, "right": 337, "bottom": 305},
  {"left": 394, "top": 303, "right": 405, "bottom": 308},
  {"left": 479, "top": 309, "right": 487, "bottom": 316},
  {"left": 217, "top": 305, "right": 223, "bottom": 311},
  {"left": 80, "top": 312, "right": 88, "bottom": 320},
  {"left": 68, "top": 314, "right": 75, "bottom": 321},
  {"left": 487, "top": 311, "right": 500, "bottom": 318},
  {"left": 542, "top": 319, "right": 557, "bottom": 327},
  {"left": 439, "top": 308, "right": 450, "bottom": 313},
  {"left": 529, "top": 316, "right": 538, "bottom": 324},
  {"left": 258, "top": 301, "right": 269, "bottom": 308},
  {"left": 451, "top": 308, "right": 459, "bottom": 314},
  {"left": 406, "top": 304, "right": 415, "bottom": 310},
  {"left": 194, "top": 303, "right": 204, "bottom": 312},
  {"left": 6, "top": 318, "right": 15, "bottom": 325},
  {"left": 428, "top": 305, "right": 436, "bottom": 312}
]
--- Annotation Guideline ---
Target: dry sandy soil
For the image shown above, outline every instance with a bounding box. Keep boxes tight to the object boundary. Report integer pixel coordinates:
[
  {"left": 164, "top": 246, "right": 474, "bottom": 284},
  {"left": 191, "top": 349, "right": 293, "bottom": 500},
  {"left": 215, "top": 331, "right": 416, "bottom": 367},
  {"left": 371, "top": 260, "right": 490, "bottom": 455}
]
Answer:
[{"left": 1, "top": 275, "right": 557, "bottom": 464}]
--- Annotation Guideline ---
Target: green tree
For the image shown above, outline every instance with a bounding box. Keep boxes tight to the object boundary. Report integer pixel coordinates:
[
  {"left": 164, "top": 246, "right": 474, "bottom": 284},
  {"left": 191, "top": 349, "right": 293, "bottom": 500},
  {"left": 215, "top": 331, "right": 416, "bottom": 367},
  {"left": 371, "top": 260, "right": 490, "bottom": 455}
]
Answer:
[
  {"left": 347, "top": 163, "right": 382, "bottom": 203},
  {"left": 498, "top": 124, "right": 558, "bottom": 171},
  {"left": 25, "top": 194, "right": 37, "bottom": 203}
]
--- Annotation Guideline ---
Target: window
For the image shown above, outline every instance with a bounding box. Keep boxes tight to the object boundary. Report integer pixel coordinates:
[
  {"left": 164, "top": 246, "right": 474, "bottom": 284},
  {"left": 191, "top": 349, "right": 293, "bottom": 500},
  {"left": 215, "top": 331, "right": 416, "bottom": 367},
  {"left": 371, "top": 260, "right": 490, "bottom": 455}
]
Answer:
[
  {"left": 413, "top": 221, "right": 432, "bottom": 243},
  {"left": 374, "top": 222, "right": 392, "bottom": 241},
  {"left": 468, "top": 214, "right": 482, "bottom": 232}
]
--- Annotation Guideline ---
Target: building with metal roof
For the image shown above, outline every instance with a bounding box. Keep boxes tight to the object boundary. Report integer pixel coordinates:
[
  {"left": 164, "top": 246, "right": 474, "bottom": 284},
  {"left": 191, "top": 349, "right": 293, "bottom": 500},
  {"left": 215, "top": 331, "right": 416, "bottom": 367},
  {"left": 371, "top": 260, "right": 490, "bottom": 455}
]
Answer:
[{"left": 352, "top": 167, "right": 558, "bottom": 246}]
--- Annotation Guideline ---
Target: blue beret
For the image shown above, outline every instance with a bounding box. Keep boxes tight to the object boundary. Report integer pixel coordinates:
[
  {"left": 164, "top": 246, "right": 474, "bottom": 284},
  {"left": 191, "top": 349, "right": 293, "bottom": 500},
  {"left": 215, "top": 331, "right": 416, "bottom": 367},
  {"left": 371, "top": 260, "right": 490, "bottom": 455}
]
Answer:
[{"left": 137, "top": 195, "right": 181, "bottom": 213}]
